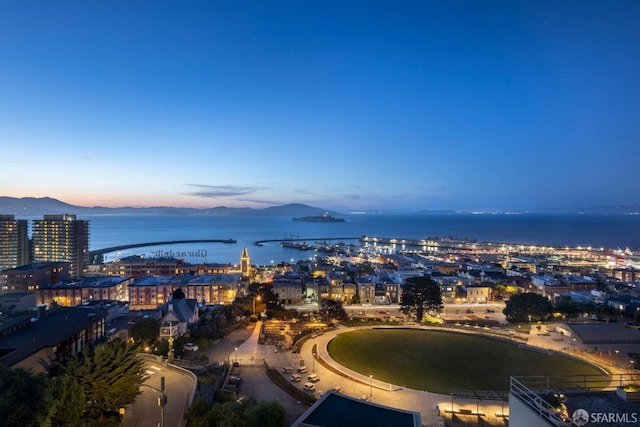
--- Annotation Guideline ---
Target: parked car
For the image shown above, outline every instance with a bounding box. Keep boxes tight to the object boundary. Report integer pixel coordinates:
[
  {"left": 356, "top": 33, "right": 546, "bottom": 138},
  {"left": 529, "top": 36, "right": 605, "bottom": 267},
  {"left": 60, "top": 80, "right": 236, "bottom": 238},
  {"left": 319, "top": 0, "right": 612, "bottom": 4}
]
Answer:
[
  {"left": 183, "top": 343, "right": 199, "bottom": 352},
  {"left": 303, "top": 382, "right": 316, "bottom": 391},
  {"left": 297, "top": 366, "right": 308, "bottom": 373},
  {"left": 332, "top": 385, "right": 342, "bottom": 392},
  {"left": 281, "top": 366, "right": 293, "bottom": 373},
  {"left": 290, "top": 374, "right": 302, "bottom": 382},
  {"left": 307, "top": 373, "right": 320, "bottom": 382}
]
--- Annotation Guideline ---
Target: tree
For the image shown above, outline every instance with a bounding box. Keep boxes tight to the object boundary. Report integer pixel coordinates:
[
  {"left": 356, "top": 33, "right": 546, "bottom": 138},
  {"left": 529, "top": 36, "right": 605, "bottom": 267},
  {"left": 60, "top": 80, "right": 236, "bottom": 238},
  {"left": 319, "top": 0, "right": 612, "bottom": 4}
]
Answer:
[
  {"left": 63, "top": 339, "right": 145, "bottom": 423},
  {"left": 46, "top": 376, "right": 86, "bottom": 427},
  {"left": 185, "top": 396, "right": 285, "bottom": 427},
  {"left": 319, "top": 298, "right": 348, "bottom": 322},
  {"left": 0, "top": 366, "right": 51, "bottom": 427},
  {"left": 503, "top": 292, "right": 552, "bottom": 323},
  {"left": 400, "top": 276, "right": 443, "bottom": 322},
  {"left": 130, "top": 317, "right": 160, "bottom": 346},
  {"left": 245, "top": 400, "right": 285, "bottom": 427},
  {"left": 172, "top": 288, "right": 186, "bottom": 300}
]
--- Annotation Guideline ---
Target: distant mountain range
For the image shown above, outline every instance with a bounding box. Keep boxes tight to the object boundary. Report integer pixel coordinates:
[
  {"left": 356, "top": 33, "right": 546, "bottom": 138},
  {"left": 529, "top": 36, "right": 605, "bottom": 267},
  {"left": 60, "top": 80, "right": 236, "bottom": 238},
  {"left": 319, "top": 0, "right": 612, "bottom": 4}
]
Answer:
[
  {"left": 0, "top": 197, "right": 347, "bottom": 217},
  {"left": 0, "top": 196, "right": 639, "bottom": 217}
]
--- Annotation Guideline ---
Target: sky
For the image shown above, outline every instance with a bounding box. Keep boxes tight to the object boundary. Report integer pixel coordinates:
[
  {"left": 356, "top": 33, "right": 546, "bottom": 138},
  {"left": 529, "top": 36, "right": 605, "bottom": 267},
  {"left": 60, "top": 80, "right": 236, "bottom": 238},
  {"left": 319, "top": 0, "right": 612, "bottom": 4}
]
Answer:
[{"left": 1, "top": 1, "right": 639, "bottom": 212}]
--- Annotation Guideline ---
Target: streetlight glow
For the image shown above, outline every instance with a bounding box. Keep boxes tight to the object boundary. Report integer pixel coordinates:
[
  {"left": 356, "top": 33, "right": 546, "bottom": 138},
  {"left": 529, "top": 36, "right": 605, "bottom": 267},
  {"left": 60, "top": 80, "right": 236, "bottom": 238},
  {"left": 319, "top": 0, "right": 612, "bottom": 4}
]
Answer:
[{"left": 253, "top": 295, "right": 261, "bottom": 314}]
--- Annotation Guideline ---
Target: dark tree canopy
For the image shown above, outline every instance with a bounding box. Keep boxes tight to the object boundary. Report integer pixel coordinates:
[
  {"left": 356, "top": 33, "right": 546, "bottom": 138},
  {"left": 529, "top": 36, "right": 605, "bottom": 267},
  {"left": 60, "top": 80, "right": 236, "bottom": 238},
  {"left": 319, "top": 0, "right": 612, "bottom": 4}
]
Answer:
[
  {"left": 503, "top": 292, "right": 553, "bottom": 323},
  {"left": 172, "top": 288, "right": 186, "bottom": 300},
  {"left": 47, "top": 375, "right": 86, "bottom": 427},
  {"left": 319, "top": 298, "right": 348, "bottom": 322},
  {"left": 0, "top": 366, "right": 50, "bottom": 427},
  {"left": 130, "top": 317, "right": 160, "bottom": 345},
  {"left": 185, "top": 396, "right": 285, "bottom": 427},
  {"left": 63, "top": 340, "right": 145, "bottom": 422},
  {"left": 400, "top": 276, "right": 443, "bottom": 322}
]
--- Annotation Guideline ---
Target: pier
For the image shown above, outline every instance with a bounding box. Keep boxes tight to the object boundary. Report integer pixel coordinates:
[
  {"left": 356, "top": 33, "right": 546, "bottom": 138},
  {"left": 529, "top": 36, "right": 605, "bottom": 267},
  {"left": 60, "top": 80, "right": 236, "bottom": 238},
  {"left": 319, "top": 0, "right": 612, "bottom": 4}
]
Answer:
[{"left": 253, "top": 237, "right": 360, "bottom": 246}]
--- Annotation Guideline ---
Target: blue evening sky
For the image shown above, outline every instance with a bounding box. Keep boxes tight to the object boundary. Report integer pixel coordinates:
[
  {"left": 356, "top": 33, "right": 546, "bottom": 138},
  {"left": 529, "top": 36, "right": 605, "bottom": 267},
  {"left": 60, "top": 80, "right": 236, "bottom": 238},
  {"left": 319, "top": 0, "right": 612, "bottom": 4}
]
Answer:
[{"left": 1, "top": 1, "right": 638, "bottom": 212}]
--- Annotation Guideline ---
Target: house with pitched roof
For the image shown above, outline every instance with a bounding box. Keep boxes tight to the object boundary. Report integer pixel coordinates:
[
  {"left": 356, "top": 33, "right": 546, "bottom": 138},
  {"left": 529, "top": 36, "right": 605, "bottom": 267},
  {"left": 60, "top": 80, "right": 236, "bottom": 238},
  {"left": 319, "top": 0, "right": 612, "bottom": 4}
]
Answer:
[{"left": 159, "top": 298, "right": 198, "bottom": 340}]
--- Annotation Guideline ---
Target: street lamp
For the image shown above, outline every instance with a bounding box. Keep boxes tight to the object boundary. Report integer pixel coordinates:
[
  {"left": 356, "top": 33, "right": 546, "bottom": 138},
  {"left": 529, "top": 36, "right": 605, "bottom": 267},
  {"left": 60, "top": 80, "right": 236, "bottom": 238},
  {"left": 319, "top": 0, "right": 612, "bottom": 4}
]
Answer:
[
  {"left": 253, "top": 295, "right": 261, "bottom": 314},
  {"left": 312, "top": 352, "right": 316, "bottom": 372},
  {"left": 135, "top": 376, "right": 166, "bottom": 427},
  {"left": 369, "top": 374, "right": 373, "bottom": 399},
  {"left": 235, "top": 347, "right": 238, "bottom": 363}
]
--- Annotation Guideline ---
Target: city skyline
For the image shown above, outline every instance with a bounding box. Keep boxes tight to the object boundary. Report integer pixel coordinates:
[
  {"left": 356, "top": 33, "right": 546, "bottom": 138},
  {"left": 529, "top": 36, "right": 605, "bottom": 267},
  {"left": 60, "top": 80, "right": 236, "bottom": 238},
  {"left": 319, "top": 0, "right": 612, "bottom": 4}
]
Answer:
[{"left": 1, "top": 1, "right": 639, "bottom": 212}]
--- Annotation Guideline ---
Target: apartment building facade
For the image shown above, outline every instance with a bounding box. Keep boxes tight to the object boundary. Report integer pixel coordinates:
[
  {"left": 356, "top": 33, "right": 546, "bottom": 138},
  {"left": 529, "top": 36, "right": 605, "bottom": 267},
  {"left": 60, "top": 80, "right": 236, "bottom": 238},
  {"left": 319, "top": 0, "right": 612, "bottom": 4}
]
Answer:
[{"left": 31, "top": 214, "right": 89, "bottom": 278}]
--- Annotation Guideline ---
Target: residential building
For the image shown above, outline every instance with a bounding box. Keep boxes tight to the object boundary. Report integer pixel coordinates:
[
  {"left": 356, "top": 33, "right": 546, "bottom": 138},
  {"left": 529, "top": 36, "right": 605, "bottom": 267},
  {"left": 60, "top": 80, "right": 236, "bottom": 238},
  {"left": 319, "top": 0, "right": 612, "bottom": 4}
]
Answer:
[
  {"left": 272, "top": 273, "right": 305, "bottom": 305},
  {"left": 159, "top": 298, "right": 199, "bottom": 340},
  {"left": 0, "top": 305, "right": 108, "bottom": 374},
  {"left": 103, "top": 255, "right": 231, "bottom": 278},
  {"left": 35, "top": 276, "right": 133, "bottom": 306},
  {"left": 0, "top": 214, "right": 29, "bottom": 273},
  {"left": 464, "top": 284, "right": 492, "bottom": 303},
  {"left": 357, "top": 276, "right": 377, "bottom": 305},
  {"left": 1, "top": 262, "right": 71, "bottom": 293},
  {"left": 31, "top": 214, "right": 89, "bottom": 278},
  {"left": 128, "top": 274, "right": 240, "bottom": 310}
]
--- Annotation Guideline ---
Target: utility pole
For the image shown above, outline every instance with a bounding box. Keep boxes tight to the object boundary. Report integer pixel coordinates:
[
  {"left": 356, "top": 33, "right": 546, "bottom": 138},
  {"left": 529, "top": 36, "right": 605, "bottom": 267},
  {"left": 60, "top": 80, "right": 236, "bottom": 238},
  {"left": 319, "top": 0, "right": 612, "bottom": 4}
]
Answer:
[
  {"left": 160, "top": 376, "right": 166, "bottom": 427},
  {"left": 136, "top": 376, "right": 167, "bottom": 427}
]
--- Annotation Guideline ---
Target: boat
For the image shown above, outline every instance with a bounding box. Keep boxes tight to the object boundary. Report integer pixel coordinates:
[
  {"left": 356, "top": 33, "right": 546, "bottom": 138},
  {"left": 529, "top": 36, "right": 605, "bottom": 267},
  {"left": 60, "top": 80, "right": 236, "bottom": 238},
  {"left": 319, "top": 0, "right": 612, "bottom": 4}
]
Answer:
[
  {"left": 292, "top": 212, "right": 346, "bottom": 222},
  {"left": 281, "top": 241, "right": 311, "bottom": 250}
]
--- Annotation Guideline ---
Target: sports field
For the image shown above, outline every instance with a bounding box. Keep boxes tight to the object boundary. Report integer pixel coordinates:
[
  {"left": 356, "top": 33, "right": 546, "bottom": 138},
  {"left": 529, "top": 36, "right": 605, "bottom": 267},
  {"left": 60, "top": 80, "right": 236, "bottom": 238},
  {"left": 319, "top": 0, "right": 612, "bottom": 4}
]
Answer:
[{"left": 328, "top": 328, "right": 607, "bottom": 394}]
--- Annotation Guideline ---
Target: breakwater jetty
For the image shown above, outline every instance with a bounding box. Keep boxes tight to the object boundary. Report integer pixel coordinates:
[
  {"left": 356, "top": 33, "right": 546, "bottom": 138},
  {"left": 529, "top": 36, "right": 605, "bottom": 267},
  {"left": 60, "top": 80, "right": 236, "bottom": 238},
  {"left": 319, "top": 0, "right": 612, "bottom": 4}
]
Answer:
[{"left": 89, "top": 239, "right": 236, "bottom": 263}]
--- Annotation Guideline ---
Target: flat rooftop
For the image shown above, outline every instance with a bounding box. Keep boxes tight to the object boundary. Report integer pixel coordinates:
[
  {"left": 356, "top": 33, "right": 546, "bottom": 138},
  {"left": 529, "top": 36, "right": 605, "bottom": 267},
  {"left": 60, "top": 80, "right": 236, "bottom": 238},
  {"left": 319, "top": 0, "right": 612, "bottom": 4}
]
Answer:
[
  {"left": 291, "top": 391, "right": 421, "bottom": 427},
  {"left": 570, "top": 323, "right": 640, "bottom": 345}
]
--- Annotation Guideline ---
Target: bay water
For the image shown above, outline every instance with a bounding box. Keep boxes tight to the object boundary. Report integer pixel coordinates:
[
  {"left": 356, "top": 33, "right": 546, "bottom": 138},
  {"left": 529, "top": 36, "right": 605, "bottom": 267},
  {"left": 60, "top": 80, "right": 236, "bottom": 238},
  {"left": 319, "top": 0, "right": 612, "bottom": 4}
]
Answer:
[{"left": 83, "top": 213, "right": 640, "bottom": 266}]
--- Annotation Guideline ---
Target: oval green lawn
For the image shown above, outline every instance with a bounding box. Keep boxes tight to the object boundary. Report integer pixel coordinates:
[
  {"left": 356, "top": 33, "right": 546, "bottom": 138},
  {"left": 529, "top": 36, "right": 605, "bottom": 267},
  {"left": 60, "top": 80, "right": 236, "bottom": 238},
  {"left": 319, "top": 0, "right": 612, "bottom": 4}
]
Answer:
[{"left": 328, "top": 328, "right": 606, "bottom": 394}]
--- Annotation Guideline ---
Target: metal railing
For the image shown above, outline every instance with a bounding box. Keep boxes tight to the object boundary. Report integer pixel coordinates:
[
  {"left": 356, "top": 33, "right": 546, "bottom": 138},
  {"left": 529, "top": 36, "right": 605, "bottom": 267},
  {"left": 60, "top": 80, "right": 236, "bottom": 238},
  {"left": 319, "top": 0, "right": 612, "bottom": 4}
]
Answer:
[{"left": 510, "top": 377, "right": 571, "bottom": 426}]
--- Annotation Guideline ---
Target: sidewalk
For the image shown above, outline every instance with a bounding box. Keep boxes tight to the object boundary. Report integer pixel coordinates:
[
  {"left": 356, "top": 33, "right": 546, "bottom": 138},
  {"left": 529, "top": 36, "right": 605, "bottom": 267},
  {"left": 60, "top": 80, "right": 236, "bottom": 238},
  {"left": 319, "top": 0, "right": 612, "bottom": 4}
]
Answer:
[{"left": 231, "top": 322, "right": 511, "bottom": 427}]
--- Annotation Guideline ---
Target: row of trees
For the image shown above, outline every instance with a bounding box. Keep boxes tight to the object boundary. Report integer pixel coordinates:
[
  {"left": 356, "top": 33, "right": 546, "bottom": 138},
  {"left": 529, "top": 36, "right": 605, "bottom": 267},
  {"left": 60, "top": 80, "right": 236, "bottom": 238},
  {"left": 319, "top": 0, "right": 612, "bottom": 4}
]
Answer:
[
  {"left": 503, "top": 292, "right": 630, "bottom": 323},
  {"left": 186, "top": 396, "right": 285, "bottom": 427},
  {"left": 0, "top": 340, "right": 145, "bottom": 427}
]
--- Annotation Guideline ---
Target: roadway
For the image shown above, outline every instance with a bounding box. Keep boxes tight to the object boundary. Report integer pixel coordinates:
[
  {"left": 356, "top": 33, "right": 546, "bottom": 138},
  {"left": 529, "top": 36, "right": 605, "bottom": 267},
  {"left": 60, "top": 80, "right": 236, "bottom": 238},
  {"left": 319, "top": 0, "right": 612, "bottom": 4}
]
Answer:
[
  {"left": 122, "top": 358, "right": 197, "bottom": 427},
  {"left": 121, "top": 303, "right": 509, "bottom": 426},
  {"left": 229, "top": 306, "right": 514, "bottom": 426}
]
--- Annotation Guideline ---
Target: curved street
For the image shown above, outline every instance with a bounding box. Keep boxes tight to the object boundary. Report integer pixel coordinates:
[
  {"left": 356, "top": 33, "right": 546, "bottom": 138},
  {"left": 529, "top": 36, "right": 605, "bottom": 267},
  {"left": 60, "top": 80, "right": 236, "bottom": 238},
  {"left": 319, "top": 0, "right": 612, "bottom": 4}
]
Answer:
[
  {"left": 124, "top": 308, "right": 633, "bottom": 426},
  {"left": 122, "top": 357, "right": 197, "bottom": 427}
]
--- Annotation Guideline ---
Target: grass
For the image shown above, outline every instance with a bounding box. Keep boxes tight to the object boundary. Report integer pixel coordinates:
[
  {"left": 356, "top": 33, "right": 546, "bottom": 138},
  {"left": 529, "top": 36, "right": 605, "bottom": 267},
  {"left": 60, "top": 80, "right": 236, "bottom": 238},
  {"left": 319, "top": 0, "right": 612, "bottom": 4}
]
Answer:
[{"left": 328, "top": 329, "right": 606, "bottom": 394}]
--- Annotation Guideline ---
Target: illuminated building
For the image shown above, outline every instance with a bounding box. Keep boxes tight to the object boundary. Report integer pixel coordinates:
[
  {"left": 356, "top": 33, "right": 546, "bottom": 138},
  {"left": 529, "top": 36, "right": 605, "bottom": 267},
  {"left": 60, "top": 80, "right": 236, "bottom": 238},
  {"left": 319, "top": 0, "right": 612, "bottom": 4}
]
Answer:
[
  {"left": 241, "top": 247, "right": 251, "bottom": 277},
  {"left": 35, "top": 276, "right": 133, "bottom": 306},
  {"left": 1, "top": 262, "right": 71, "bottom": 293},
  {"left": 31, "top": 214, "right": 89, "bottom": 278},
  {"left": 0, "top": 214, "right": 29, "bottom": 273},
  {"left": 128, "top": 274, "right": 240, "bottom": 310}
]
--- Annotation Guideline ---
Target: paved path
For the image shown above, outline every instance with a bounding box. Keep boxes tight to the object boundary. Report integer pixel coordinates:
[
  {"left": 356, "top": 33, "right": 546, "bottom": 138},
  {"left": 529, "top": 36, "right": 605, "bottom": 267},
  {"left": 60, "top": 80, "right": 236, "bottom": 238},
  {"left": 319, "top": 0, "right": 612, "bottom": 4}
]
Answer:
[
  {"left": 226, "top": 320, "right": 639, "bottom": 426},
  {"left": 232, "top": 323, "right": 511, "bottom": 427},
  {"left": 226, "top": 322, "right": 311, "bottom": 425}
]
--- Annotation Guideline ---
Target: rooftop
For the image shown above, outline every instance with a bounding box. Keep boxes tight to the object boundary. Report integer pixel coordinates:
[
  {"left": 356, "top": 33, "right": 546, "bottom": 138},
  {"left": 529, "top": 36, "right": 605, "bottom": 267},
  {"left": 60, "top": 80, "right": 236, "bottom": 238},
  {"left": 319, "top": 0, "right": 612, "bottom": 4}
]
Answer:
[
  {"left": 291, "top": 391, "right": 421, "bottom": 427},
  {"left": 131, "top": 273, "right": 241, "bottom": 287},
  {"left": 0, "top": 306, "right": 108, "bottom": 368}
]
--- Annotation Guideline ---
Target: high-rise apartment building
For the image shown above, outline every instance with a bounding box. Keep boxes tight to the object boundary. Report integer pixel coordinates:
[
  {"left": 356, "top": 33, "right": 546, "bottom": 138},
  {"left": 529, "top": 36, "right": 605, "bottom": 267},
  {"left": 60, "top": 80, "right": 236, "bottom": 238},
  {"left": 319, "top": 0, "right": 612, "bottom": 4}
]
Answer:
[
  {"left": 0, "top": 215, "right": 29, "bottom": 273},
  {"left": 32, "top": 214, "right": 89, "bottom": 278}
]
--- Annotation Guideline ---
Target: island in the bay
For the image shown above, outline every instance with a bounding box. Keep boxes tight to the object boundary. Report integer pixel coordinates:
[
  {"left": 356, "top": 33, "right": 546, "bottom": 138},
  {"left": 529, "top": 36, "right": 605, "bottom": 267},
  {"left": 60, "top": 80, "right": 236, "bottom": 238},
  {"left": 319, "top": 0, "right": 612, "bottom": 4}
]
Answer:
[{"left": 292, "top": 212, "right": 346, "bottom": 222}]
